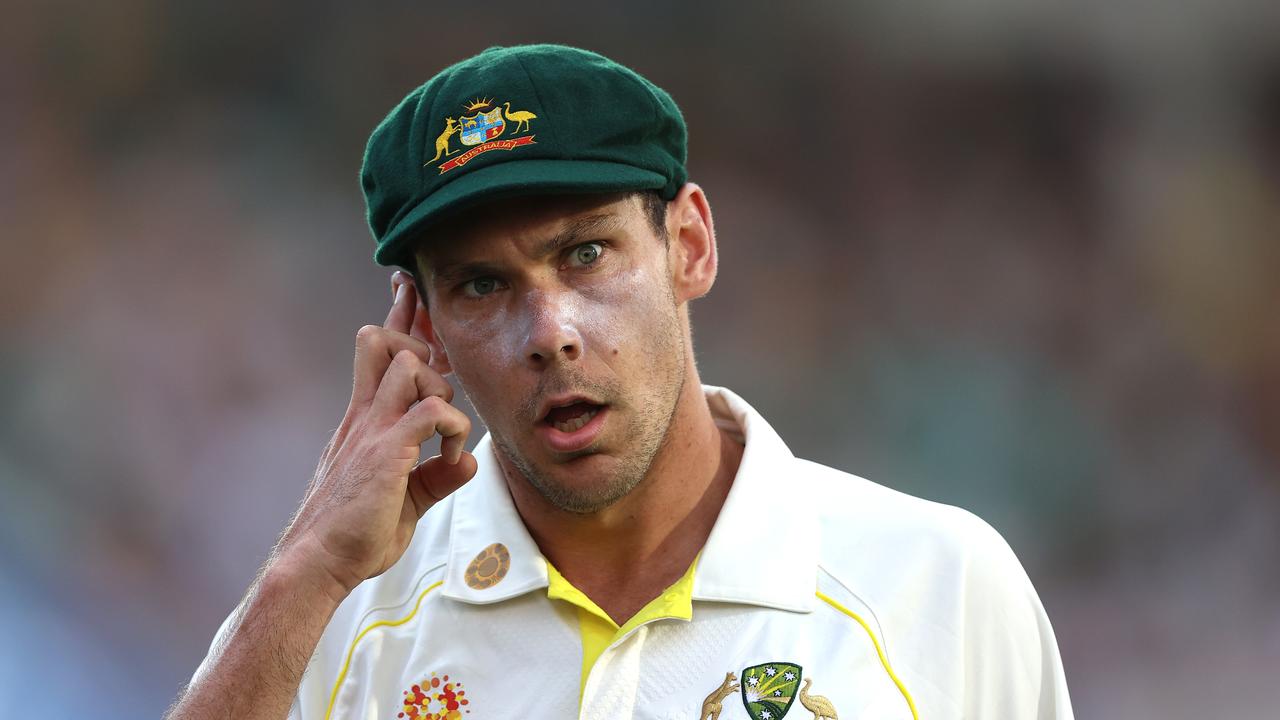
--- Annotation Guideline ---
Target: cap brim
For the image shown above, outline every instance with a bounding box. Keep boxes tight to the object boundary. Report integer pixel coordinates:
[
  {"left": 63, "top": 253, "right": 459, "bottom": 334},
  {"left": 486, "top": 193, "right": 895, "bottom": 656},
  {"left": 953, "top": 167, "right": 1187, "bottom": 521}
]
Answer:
[{"left": 373, "top": 159, "right": 668, "bottom": 268}]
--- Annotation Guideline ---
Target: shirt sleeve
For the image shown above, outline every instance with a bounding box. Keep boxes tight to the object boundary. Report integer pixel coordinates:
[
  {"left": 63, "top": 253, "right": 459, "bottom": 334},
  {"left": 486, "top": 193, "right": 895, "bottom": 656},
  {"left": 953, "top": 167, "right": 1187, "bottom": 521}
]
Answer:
[{"left": 960, "top": 518, "right": 1074, "bottom": 719}]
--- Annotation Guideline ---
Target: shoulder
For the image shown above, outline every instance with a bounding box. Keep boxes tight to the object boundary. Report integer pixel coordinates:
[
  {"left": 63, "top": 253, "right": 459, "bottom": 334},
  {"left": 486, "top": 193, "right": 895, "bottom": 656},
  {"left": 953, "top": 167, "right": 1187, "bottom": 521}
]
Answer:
[
  {"left": 794, "top": 459, "right": 1073, "bottom": 716},
  {"left": 797, "top": 457, "right": 1013, "bottom": 564},
  {"left": 794, "top": 457, "right": 1036, "bottom": 618}
]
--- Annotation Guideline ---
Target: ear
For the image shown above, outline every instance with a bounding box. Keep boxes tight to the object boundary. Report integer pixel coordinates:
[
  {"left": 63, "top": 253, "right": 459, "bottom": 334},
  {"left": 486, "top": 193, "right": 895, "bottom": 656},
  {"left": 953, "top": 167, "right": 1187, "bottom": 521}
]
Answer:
[
  {"left": 665, "top": 182, "right": 718, "bottom": 303},
  {"left": 409, "top": 282, "right": 454, "bottom": 376}
]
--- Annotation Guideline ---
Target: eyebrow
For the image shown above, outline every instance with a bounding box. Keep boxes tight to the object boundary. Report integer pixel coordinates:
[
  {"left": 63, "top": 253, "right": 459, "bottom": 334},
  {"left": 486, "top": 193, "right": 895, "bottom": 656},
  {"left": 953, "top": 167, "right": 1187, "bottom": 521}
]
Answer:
[{"left": 428, "top": 212, "right": 625, "bottom": 286}]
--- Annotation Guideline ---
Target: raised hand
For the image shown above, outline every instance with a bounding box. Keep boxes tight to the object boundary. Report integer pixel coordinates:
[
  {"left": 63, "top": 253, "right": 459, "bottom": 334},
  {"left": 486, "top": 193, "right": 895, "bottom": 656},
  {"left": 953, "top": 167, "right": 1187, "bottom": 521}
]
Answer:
[{"left": 276, "top": 272, "right": 477, "bottom": 598}]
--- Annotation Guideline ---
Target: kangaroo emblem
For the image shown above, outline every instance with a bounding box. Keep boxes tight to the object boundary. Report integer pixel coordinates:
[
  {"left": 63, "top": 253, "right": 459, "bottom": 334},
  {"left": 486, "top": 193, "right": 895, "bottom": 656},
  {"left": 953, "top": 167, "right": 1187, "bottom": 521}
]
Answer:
[
  {"left": 427, "top": 117, "right": 460, "bottom": 165},
  {"left": 700, "top": 672, "right": 740, "bottom": 720}
]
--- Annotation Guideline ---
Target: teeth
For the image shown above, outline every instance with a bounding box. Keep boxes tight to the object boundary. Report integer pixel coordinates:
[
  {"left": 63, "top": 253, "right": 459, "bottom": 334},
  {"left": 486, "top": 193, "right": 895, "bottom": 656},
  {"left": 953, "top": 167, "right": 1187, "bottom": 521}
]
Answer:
[{"left": 552, "top": 407, "right": 598, "bottom": 433}]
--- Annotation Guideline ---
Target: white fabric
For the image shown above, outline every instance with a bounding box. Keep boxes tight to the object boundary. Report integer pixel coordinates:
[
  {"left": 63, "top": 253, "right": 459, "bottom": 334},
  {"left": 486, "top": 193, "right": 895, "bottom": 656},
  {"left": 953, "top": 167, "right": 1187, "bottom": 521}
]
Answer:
[{"left": 198, "top": 385, "right": 1073, "bottom": 719}]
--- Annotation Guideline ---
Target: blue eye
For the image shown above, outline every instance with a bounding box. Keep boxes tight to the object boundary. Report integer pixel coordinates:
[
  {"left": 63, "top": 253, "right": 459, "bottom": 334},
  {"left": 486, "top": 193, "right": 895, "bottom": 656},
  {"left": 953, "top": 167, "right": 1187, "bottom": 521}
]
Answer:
[
  {"left": 463, "top": 277, "right": 500, "bottom": 298},
  {"left": 569, "top": 242, "right": 603, "bottom": 267}
]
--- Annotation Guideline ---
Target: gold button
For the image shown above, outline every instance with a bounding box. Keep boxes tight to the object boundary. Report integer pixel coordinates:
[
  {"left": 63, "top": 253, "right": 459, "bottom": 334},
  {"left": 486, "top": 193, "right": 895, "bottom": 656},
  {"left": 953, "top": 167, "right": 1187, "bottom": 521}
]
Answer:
[{"left": 465, "top": 543, "right": 511, "bottom": 590}]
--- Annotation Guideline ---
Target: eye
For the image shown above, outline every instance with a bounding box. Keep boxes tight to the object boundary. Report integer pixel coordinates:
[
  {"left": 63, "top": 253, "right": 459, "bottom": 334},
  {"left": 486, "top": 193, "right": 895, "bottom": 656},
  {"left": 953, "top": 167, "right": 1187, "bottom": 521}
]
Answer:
[
  {"left": 462, "top": 277, "right": 502, "bottom": 298},
  {"left": 569, "top": 242, "right": 604, "bottom": 267}
]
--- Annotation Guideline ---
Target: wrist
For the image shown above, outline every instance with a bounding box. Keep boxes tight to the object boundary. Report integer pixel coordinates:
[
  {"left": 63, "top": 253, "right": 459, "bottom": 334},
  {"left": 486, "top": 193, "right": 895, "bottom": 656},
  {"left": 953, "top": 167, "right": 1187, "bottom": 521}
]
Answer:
[{"left": 265, "top": 542, "right": 357, "bottom": 610}]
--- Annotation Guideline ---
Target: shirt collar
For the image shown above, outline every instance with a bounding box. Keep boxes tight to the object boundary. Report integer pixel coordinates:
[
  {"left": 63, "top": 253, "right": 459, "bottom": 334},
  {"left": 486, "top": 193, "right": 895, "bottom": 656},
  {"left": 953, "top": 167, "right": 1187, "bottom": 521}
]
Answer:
[
  {"left": 441, "top": 433, "right": 549, "bottom": 604},
  {"left": 692, "top": 385, "right": 818, "bottom": 613},
  {"left": 441, "top": 385, "right": 818, "bottom": 613}
]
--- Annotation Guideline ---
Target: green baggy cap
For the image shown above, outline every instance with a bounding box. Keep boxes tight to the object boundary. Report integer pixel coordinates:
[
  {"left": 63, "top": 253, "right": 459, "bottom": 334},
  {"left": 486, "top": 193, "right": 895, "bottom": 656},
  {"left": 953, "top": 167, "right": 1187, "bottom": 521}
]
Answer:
[{"left": 361, "top": 44, "right": 688, "bottom": 271}]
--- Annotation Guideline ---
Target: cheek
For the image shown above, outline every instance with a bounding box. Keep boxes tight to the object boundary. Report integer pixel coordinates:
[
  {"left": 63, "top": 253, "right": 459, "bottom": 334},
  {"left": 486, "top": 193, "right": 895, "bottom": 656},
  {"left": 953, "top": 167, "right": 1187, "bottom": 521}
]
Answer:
[
  {"left": 439, "top": 302, "right": 514, "bottom": 359},
  {"left": 436, "top": 315, "right": 511, "bottom": 396},
  {"left": 581, "top": 264, "right": 678, "bottom": 355}
]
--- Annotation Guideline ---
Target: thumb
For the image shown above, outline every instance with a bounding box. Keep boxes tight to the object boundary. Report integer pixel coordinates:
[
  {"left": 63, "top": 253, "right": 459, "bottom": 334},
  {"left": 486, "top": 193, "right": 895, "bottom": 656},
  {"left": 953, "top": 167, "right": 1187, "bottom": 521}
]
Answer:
[{"left": 405, "top": 451, "right": 478, "bottom": 518}]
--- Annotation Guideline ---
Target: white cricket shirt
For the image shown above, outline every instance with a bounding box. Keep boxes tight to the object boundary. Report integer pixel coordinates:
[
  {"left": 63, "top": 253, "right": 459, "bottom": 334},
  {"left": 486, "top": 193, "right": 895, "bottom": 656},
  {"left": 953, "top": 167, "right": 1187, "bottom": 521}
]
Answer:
[{"left": 197, "top": 385, "right": 1074, "bottom": 719}]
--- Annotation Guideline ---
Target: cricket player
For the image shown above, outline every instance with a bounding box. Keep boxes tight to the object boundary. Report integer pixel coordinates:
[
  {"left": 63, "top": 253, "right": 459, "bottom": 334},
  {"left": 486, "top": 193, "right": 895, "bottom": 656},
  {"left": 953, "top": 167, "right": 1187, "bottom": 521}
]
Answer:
[{"left": 167, "top": 44, "right": 1073, "bottom": 720}]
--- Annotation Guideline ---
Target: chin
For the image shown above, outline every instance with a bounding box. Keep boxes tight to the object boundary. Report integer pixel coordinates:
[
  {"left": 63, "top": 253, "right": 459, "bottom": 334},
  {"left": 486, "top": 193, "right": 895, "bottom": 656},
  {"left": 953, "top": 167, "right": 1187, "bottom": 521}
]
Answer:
[
  {"left": 524, "top": 451, "right": 648, "bottom": 514},
  {"left": 534, "top": 479, "right": 641, "bottom": 515}
]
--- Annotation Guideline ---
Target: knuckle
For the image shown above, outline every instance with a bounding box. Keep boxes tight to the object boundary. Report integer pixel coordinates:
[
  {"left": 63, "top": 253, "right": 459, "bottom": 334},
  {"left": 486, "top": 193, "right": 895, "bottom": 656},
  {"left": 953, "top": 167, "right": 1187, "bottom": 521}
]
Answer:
[
  {"left": 355, "top": 324, "right": 382, "bottom": 345},
  {"left": 379, "top": 353, "right": 413, "bottom": 381},
  {"left": 419, "top": 395, "right": 448, "bottom": 413}
]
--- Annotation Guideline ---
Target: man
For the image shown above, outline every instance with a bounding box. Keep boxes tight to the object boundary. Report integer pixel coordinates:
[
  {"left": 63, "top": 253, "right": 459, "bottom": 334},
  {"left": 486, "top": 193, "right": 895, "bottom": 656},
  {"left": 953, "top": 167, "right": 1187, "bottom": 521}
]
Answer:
[{"left": 169, "top": 44, "right": 1073, "bottom": 720}]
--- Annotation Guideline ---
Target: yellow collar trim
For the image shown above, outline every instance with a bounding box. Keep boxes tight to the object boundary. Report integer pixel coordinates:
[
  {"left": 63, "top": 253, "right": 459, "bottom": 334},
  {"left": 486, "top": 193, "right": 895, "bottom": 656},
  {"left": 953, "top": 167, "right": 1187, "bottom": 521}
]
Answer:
[{"left": 546, "top": 555, "right": 698, "bottom": 701}]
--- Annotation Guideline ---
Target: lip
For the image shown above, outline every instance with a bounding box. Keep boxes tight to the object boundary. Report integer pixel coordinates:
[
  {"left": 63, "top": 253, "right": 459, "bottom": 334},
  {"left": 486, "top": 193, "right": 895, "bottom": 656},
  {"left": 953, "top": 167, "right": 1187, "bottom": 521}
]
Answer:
[
  {"left": 536, "top": 393, "right": 604, "bottom": 422},
  {"left": 535, "top": 404, "right": 608, "bottom": 454}
]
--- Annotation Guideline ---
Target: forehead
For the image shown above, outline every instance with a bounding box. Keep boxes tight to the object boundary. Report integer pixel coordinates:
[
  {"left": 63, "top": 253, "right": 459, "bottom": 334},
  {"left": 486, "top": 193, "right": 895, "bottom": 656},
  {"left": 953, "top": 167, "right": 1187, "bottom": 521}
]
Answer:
[{"left": 413, "top": 192, "right": 643, "bottom": 275}]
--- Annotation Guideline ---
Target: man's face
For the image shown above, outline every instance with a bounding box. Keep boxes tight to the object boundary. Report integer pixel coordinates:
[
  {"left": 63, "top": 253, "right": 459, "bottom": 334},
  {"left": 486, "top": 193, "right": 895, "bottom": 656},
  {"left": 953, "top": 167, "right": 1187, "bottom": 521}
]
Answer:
[{"left": 418, "top": 193, "right": 687, "bottom": 514}]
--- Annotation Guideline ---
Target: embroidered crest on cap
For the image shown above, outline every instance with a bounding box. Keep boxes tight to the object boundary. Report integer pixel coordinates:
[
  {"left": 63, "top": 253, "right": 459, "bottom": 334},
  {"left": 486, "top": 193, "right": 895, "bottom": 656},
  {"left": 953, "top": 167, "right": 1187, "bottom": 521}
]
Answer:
[
  {"left": 426, "top": 97, "right": 537, "bottom": 175},
  {"left": 398, "top": 671, "right": 471, "bottom": 719},
  {"left": 464, "top": 542, "right": 511, "bottom": 589}
]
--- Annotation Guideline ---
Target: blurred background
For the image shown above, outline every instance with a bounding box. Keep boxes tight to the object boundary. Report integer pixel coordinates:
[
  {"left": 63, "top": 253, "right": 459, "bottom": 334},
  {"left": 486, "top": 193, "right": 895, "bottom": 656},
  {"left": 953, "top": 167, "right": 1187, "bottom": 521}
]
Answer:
[{"left": 2, "top": 0, "right": 1278, "bottom": 716}]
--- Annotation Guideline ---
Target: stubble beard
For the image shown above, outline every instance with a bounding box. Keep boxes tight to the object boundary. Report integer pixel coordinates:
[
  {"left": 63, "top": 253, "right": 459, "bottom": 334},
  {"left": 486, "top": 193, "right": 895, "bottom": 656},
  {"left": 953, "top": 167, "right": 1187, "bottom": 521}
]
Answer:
[{"left": 491, "top": 316, "right": 686, "bottom": 515}]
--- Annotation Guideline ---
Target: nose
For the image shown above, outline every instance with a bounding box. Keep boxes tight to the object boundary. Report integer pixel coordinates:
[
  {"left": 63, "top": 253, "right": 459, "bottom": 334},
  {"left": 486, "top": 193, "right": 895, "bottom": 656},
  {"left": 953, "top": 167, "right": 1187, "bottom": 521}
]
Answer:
[{"left": 520, "top": 289, "right": 583, "bottom": 369}]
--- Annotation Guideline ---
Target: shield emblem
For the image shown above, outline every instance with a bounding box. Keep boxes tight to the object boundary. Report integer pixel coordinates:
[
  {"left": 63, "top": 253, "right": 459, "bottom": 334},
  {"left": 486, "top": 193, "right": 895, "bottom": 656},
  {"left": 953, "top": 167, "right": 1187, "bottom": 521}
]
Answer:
[
  {"left": 740, "top": 662, "right": 802, "bottom": 720},
  {"left": 459, "top": 108, "right": 505, "bottom": 146}
]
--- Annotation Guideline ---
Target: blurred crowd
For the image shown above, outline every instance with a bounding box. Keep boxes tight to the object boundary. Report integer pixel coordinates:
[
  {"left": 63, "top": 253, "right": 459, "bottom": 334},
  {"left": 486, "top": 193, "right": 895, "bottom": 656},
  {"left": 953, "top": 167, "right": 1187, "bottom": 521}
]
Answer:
[{"left": 2, "top": 1, "right": 1277, "bottom": 717}]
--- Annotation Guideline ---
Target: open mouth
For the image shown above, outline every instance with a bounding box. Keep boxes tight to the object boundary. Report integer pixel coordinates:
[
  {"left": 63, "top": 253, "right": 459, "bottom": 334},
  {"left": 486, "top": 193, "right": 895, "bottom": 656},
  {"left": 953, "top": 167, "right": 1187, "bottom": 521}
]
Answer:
[{"left": 542, "top": 401, "right": 605, "bottom": 433}]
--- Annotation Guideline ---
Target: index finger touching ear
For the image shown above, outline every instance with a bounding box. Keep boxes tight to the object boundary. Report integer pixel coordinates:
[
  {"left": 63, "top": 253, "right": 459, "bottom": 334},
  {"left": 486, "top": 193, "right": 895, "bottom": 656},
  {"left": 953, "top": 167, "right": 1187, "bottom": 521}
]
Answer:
[{"left": 384, "top": 273, "right": 416, "bottom": 334}]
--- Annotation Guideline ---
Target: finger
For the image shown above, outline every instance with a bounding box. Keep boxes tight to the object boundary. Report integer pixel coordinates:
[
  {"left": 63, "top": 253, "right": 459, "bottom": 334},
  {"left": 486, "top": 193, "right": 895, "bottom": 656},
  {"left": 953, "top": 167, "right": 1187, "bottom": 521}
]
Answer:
[
  {"left": 351, "top": 326, "right": 440, "bottom": 410},
  {"left": 393, "top": 395, "right": 472, "bottom": 463},
  {"left": 439, "top": 427, "right": 466, "bottom": 466},
  {"left": 383, "top": 276, "right": 416, "bottom": 335},
  {"left": 388, "top": 270, "right": 405, "bottom": 300},
  {"left": 367, "top": 350, "right": 453, "bottom": 424},
  {"left": 405, "top": 451, "right": 478, "bottom": 517}
]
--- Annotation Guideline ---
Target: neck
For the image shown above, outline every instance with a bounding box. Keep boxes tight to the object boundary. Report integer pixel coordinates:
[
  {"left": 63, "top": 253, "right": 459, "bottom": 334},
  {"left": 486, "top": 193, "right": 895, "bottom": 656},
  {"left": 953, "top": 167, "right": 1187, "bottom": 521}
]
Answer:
[{"left": 504, "top": 372, "right": 743, "bottom": 624}]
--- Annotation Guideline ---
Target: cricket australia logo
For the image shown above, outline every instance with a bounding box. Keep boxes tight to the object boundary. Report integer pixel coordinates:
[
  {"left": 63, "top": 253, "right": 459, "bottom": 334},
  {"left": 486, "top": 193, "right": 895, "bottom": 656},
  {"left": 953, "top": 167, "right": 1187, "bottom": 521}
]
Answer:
[
  {"left": 426, "top": 96, "right": 537, "bottom": 174},
  {"left": 740, "top": 662, "right": 802, "bottom": 720},
  {"left": 701, "top": 662, "right": 842, "bottom": 720}
]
